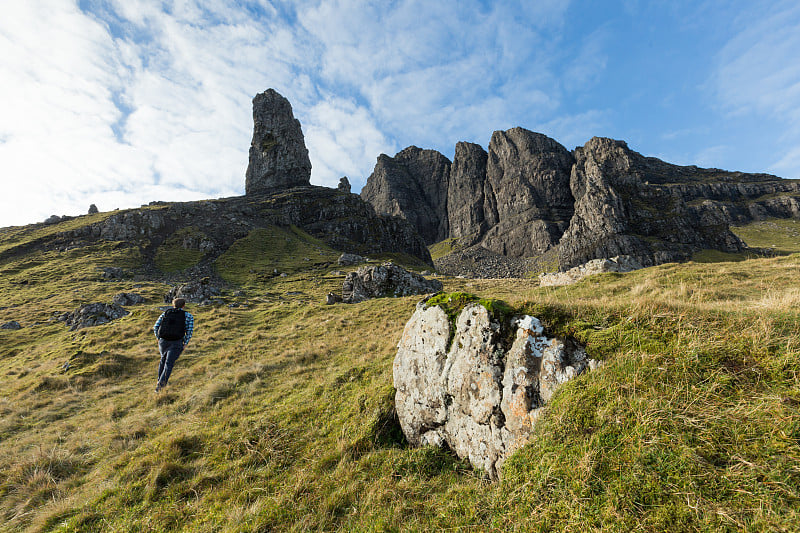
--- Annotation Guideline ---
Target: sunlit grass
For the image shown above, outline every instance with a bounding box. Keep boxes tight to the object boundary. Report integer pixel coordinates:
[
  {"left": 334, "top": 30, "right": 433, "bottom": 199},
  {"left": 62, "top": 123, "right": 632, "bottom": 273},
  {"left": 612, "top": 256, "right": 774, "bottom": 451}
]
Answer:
[{"left": 1, "top": 224, "right": 799, "bottom": 531}]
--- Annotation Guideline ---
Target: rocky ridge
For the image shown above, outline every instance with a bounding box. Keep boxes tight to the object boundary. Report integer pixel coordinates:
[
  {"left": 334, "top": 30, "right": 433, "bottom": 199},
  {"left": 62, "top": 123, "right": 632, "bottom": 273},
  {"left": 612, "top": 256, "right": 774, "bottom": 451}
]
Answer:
[{"left": 362, "top": 129, "right": 800, "bottom": 275}]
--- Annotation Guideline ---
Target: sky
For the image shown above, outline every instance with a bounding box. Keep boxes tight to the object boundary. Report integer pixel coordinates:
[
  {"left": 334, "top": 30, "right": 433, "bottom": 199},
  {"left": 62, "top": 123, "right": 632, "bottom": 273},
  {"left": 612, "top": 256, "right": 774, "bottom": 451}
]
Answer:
[{"left": 1, "top": 0, "right": 799, "bottom": 227}]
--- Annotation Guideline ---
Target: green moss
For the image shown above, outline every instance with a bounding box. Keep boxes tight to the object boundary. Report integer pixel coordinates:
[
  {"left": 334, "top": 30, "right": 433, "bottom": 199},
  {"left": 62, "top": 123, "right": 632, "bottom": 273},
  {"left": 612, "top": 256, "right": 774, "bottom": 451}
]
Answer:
[{"left": 153, "top": 227, "right": 206, "bottom": 273}]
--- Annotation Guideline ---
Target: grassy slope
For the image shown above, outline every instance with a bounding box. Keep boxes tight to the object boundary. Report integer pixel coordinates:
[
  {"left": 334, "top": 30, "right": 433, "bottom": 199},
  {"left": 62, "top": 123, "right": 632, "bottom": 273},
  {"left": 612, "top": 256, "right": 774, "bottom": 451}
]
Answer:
[{"left": 0, "top": 219, "right": 799, "bottom": 531}]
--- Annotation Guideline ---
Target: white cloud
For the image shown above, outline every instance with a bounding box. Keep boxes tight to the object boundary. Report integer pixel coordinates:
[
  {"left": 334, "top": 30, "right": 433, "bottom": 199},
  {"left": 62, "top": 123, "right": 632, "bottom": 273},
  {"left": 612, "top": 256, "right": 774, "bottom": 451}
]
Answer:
[
  {"left": 0, "top": 0, "right": 602, "bottom": 227},
  {"left": 711, "top": 0, "right": 800, "bottom": 178}
]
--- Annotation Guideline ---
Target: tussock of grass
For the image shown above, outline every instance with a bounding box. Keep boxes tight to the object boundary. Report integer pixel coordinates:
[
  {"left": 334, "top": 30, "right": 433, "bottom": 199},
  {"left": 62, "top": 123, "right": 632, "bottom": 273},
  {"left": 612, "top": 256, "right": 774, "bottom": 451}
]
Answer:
[{"left": 1, "top": 223, "right": 800, "bottom": 530}]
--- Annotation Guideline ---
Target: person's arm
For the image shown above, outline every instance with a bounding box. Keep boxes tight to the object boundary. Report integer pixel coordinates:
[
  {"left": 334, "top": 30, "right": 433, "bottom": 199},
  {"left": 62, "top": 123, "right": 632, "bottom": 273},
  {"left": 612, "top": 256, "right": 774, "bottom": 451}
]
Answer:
[
  {"left": 183, "top": 313, "right": 194, "bottom": 346},
  {"left": 153, "top": 313, "right": 164, "bottom": 338}
]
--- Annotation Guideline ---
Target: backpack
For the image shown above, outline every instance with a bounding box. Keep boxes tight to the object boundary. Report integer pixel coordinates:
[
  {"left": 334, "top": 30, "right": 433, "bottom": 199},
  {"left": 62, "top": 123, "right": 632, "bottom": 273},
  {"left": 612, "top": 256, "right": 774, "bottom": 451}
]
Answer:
[{"left": 158, "top": 308, "right": 186, "bottom": 341}]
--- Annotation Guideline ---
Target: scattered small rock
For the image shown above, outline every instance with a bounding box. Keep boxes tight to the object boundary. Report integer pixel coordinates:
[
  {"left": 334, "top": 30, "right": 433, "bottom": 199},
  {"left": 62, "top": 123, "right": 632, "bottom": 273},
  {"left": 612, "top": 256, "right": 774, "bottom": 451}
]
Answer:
[
  {"left": 325, "top": 292, "right": 343, "bottom": 305},
  {"left": 100, "top": 267, "right": 125, "bottom": 280},
  {"left": 1, "top": 321, "right": 22, "bottom": 330},
  {"left": 112, "top": 292, "right": 145, "bottom": 306}
]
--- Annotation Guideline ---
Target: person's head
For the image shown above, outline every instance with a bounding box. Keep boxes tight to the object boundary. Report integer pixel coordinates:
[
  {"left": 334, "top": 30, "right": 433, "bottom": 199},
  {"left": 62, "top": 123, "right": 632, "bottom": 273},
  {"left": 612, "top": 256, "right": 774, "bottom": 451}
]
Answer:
[{"left": 172, "top": 298, "right": 186, "bottom": 309}]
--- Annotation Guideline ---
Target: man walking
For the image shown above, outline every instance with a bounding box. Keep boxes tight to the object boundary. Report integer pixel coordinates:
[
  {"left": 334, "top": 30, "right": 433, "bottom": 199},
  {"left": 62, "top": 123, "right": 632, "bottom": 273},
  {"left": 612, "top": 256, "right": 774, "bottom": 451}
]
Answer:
[{"left": 153, "top": 298, "right": 194, "bottom": 392}]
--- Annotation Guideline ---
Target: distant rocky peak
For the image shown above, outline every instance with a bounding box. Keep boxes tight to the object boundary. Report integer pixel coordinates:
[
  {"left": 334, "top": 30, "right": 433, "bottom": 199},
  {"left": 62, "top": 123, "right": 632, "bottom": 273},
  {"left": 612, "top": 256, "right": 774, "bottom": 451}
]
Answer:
[{"left": 245, "top": 88, "right": 311, "bottom": 195}]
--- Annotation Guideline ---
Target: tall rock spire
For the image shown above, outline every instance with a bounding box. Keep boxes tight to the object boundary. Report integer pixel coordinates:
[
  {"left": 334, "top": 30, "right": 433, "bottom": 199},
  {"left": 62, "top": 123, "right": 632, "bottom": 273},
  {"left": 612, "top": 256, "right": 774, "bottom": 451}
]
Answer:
[{"left": 245, "top": 89, "right": 311, "bottom": 195}]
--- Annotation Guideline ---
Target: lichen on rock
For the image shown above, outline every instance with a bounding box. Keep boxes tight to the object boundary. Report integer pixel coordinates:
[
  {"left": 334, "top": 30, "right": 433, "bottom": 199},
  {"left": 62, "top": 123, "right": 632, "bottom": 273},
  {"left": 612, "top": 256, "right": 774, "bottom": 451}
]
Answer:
[{"left": 393, "top": 296, "right": 596, "bottom": 479}]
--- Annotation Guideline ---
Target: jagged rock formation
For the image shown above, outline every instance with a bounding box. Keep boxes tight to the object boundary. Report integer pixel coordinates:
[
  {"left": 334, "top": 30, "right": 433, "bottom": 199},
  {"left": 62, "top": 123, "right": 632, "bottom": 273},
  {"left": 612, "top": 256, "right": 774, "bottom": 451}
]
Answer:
[
  {"left": 245, "top": 89, "right": 311, "bottom": 195},
  {"left": 394, "top": 297, "right": 596, "bottom": 479},
  {"left": 362, "top": 129, "right": 800, "bottom": 274},
  {"left": 360, "top": 146, "right": 451, "bottom": 244},
  {"left": 337, "top": 177, "right": 351, "bottom": 193},
  {"left": 340, "top": 263, "right": 442, "bottom": 304}
]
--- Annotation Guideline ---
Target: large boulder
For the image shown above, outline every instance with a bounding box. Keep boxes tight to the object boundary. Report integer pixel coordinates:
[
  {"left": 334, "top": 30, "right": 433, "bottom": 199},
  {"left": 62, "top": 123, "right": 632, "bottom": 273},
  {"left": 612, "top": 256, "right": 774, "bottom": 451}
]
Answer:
[
  {"left": 394, "top": 297, "right": 596, "bottom": 479},
  {"left": 245, "top": 89, "right": 311, "bottom": 194},
  {"left": 61, "top": 303, "right": 130, "bottom": 331},
  {"left": 341, "top": 263, "right": 443, "bottom": 304}
]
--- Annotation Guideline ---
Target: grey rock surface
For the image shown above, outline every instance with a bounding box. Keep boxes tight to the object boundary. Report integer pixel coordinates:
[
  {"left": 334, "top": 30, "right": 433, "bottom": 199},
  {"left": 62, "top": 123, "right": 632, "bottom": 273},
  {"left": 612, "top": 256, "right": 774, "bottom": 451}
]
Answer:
[
  {"left": 394, "top": 300, "right": 594, "bottom": 478},
  {"left": 88, "top": 204, "right": 99, "bottom": 214},
  {"left": 165, "top": 279, "right": 220, "bottom": 303},
  {"left": 337, "top": 177, "right": 351, "bottom": 193},
  {"left": 61, "top": 303, "right": 130, "bottom": 331},
  {"left": 338, "top": 253, "right": 365, "bottom": 266},
  {"left": 1, "top": 320, "right": 22, "bottom": 330},
  {"left": 538, "top": 255, "right": 644, "bottom": 286},
  {"left": 112, "top": 292, "right": 145, "bottom": 306},
  {"left": 245, "top": 89, "right": 311, "bottom": 195},
  {"left": 341, "top": 263, "right": 443, "bottom": 304},
  {"left": 360, "top": 146, "right": 451, "bottom": 244},
  {"left": 361, "top": 127, "right": 800, "bottom": 276}
]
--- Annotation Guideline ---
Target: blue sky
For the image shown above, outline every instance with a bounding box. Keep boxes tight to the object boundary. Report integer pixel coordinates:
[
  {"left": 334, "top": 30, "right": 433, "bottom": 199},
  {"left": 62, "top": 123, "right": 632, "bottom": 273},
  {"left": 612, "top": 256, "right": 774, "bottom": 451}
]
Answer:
[{"left": 1, "top": 0, "right": 799, "bottom": 227}]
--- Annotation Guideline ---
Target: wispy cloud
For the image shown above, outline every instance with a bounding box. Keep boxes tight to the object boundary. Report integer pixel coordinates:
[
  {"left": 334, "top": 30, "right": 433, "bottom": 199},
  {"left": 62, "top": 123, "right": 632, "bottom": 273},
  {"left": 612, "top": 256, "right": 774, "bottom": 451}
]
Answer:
[{"left": 711, "top": 0, "right": 800, "bottom": 177}]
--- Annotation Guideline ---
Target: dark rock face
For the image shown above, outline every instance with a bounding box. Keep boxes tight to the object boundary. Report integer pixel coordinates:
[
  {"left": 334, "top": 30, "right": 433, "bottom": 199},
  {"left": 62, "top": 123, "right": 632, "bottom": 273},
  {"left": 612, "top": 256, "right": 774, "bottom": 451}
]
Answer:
[
  {"left": 360, "top": 146, "right": 451, "bottom": 244},
  {"left": 340, "top": 263, "right": 443, "bottom": 304},
  {"left": 481, "top": 128, "right": 575, "bottom": 257},
  {"left": 361, "top": 128, "right": 800, "bottom": 275},
  {"left": 245, "top": 89, "right": 311, "bottom": 195},
  {"left": 337, "top": 177, "right": 351, "bottom": 193},
  {"left": 447, "top": 142, "right": 488, "bottom": 241}
]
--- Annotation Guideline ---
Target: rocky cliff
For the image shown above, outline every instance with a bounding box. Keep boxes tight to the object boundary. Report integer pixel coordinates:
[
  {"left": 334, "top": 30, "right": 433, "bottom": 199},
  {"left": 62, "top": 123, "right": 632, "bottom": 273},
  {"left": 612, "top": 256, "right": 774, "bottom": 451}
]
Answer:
[
  {"left": 245, "top": 89, "right": 312, "bottom": 194},
  {"left": 362, "top": 129, "right": 800, "bottom": 273}
]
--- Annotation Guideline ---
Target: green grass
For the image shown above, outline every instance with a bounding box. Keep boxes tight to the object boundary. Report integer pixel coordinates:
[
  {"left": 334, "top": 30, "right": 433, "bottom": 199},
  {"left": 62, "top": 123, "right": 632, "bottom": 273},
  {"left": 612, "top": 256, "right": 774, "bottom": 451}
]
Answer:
[
  {"left": 214, "top": 225, "right": 341, "bottom": 285},
  {"left": 428, "top": 238, "right": 458, "bottom": 261},
  {"left": 732, "top": 218, "right": 800, "bottom": 254},
  {"left": 1, "top": 215, "right": 800, "bottom": 531},
  {"left": 154, "top": 227, "right": 207, "bottom": 273}
]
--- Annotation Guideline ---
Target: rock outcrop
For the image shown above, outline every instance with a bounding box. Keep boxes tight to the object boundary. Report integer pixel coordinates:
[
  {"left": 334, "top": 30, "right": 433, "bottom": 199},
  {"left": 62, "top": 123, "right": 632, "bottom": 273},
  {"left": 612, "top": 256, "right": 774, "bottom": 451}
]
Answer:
[
  {"left": 361, "top": 128, "right": 800, "bottom": 276},
  {"left": 394, "top": 297, "right": 596, "bottom": 478},
  {"left": 165, "top": 279, "right": 221, "bottom": 304},
  {"left": 245, "top": 89, "right": 311, "bottom": 195},
  {"left": 539, "top": 255, "right": 643, "bottom": 286},
  {"left": 1, "top": 320, "right": 22, "bottom": 330},
  {"left": 340, "top": 263, "right": 443, "bottom": 304},
  {"left": 112, "top": 292, "right": 145, "bottom": 306},
  {"left": 60, "top": 303, "right": 130, "bottom": 331},
  {"left": 360, "top": 146, "right": 451, "bottom": 244}
]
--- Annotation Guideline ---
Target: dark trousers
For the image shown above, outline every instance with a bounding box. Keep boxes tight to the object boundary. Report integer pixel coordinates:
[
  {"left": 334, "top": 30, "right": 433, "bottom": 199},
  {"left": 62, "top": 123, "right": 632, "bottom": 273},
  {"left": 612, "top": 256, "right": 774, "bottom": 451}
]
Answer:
[{"left": 157, "top": 339, "right": 184, "bottom": 386}]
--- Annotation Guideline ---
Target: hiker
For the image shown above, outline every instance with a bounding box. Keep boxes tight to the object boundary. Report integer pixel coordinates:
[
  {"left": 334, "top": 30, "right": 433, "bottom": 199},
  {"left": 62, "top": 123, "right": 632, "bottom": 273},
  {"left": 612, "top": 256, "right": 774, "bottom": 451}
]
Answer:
[{"left": 153, "top": 298, "right": 194, "bottom": 392}]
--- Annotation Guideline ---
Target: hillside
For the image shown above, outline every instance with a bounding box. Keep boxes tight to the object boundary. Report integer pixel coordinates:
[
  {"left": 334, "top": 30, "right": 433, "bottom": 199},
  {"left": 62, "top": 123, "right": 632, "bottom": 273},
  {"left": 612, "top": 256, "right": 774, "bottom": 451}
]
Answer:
[{"left": 0, "top": 212, "right": 799, "bottom": 531}]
